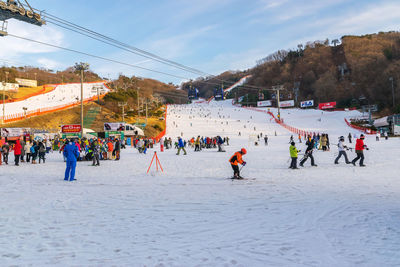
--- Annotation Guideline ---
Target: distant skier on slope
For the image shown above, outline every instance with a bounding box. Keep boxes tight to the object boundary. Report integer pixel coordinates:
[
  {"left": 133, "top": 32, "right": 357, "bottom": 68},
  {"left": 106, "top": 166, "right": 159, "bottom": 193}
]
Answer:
[
  {"left": 229, "top": 148, "right": 247, "bottom": 179},
  {"left": 334, "top": 136, "right": 351, "bottom": 164}
]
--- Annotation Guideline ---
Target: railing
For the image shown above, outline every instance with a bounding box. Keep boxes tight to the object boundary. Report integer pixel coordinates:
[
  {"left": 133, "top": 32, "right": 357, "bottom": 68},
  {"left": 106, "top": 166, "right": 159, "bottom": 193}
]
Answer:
[
  {"left": 154, "top": 105, "right": 168, "bottom": 142},
  {"left": 0, "top": 93, "right": 107, "bottom": 123},
  {"left": 344, "top": 118, "right": 376, "bottom": 135}
]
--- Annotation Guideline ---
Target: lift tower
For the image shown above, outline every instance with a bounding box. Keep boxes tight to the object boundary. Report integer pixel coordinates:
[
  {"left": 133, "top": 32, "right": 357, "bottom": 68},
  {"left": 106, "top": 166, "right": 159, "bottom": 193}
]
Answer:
[{"left": 0, "top": 0, "right": 45, "bottom": 36}]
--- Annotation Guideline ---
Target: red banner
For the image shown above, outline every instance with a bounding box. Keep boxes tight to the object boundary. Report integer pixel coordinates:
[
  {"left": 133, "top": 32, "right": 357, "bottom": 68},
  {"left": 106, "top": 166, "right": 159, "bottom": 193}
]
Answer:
[
  {"left": 318, "top": 102, "right": 336, "bottom": 110},
  {"left": 62, "top": 124, "right": 82, "bottom": 133}
]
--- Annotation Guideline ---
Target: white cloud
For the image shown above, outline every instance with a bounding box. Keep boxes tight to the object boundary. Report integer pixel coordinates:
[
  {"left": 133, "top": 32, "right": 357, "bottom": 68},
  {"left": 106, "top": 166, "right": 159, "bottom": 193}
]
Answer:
[
  {"left": 0, "top": 19, "right": 64, "bottom": 58},
  {"left": 37, "top": 58, "right": 61, "bottom": 70}
]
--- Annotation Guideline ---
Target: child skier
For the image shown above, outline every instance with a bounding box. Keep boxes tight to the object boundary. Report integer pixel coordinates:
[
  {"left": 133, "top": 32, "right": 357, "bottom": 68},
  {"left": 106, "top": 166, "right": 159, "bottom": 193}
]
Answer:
[
  {"left": 229, "top": 148, "right": 247, "bottom": 179},
  {"left": 334, "top": 136, "right": 350, "bottom": 164},
  {"left": 289, "top": 142, "right": 300, "bottom": 169}
]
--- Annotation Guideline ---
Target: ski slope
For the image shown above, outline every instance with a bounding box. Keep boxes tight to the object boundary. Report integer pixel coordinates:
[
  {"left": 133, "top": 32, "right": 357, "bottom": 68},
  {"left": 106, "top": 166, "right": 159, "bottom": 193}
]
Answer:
[
  {"left": 2, "top": 82, "right": 109, "bottom": 117},
  {"left": 1, "top": 100, "right": 400, "bottom": 266}
]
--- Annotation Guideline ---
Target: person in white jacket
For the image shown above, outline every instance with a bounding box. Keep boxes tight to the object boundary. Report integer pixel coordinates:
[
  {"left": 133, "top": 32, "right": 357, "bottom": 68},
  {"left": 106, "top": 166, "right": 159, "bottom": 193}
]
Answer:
[
  {"left": 334, "top": 136, "right": 351, "bottom": 164},
  {"left": 25, "top": 141, "right": 32, "bottom": 163}
]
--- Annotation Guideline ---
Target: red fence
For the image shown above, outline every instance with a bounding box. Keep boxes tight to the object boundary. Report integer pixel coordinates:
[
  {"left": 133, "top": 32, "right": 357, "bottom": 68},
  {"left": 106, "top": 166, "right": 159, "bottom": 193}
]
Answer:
[
  {"left": 344, "top": 118, "right": 376, "bottom": 135},
  {"left": 154, "top": 105, "right": 168, "bottom": 142}
]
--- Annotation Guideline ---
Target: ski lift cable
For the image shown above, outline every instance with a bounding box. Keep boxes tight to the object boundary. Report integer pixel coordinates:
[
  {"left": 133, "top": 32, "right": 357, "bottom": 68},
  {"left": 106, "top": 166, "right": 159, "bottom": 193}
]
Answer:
[{"left": 38, "top": 12, "right": 267, "bottom": 91}]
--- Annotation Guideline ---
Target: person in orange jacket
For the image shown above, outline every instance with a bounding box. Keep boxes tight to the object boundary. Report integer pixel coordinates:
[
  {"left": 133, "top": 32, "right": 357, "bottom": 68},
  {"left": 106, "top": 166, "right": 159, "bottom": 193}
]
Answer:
[
  {"left": 229, "top": 148, "right": 247, "bottom": 179},
  {"left": 107, "top": 140, "right": 114, "bottom": 160}
]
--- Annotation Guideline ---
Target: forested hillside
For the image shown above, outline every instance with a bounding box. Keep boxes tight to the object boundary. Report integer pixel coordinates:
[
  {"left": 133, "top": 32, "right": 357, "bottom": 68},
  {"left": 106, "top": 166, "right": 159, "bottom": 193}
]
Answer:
[{"left": 184, "top": 31, "right": 400, "bottom": 114}]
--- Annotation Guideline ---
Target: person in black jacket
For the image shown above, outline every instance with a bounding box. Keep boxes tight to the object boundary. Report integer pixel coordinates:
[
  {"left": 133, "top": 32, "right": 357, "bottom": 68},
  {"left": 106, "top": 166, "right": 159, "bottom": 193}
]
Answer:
[
  {"left": 300, "top": 139, "right": 317, "bottom": 167},
  {"left": 114, "top": 139, "right": 121, "bottom": 160}
]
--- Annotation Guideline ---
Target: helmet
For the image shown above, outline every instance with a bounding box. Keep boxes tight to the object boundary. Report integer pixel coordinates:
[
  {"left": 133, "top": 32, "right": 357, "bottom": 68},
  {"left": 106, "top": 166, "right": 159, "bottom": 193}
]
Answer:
[
  {"left": 241, "top": 148, "right": 247, "bottom": 154},
  {"left": 339, "top": 136, "right": 344, "bottom": 141},
  {"left": 291, "top": 142, "right": 295, "bottom": 146},
  {"left": 360, "top": 134, "right": 365, "bottom": 139}
]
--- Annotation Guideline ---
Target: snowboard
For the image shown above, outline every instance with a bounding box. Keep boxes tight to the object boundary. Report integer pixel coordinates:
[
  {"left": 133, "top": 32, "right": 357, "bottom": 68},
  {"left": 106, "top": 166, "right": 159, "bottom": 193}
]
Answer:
[{"left": 229, "top": 177, "right": 256, "bottom": 181}]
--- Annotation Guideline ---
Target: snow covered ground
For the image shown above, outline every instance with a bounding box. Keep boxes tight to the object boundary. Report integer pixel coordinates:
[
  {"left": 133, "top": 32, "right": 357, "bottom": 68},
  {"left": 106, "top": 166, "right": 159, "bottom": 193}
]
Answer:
[
  {"left": 3, "top": 82, "right": 109, "bottom": 116},
  {"left": 1, "top": 100, "right": 400, "bottom": 266}
]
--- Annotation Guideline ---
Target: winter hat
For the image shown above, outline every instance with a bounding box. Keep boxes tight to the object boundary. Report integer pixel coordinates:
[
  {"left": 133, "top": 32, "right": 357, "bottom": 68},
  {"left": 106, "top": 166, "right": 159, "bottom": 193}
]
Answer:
[{"left": 291, "top": 142, "right": 295, "bottom": 146}]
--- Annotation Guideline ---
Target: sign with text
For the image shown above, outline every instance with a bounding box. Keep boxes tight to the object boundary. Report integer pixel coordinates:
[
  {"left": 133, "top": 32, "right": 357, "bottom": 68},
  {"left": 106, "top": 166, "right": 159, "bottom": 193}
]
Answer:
[
  {"left": 300, "top": 100, "right": 314, "bottom": 108},
  {"left": 318, "top": 102, "right": 337, "bottom": 110},
  {"left": 15, "top": 78, "right": 38, "bottom": 87},
  {"left": 0, "top": 83, "right": 19, "bottom": 92},
  {"left": 279, "top": 100, "right": 295, "bottom": 108},
  {"left": 61, "top": 124, "right": 82, "bottom": 133},
  {"left": 257, "top": 100, "right": 272, "bottom": 107},
  {"left": 104, "top": 122, "right": 125, "bottom": 131},
  {"left": 1, "top": 128, "right": 30, "bottom": 137}
]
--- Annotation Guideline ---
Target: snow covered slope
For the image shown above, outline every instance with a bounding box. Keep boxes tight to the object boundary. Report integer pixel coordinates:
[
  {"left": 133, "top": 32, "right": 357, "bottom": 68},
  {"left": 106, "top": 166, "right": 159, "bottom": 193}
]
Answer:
[
  {"left": 2, "top": 82, "right": 109, "bottom": 117},
  {"left": 1, "top": 99, "right": 400, "bottom": 266}
]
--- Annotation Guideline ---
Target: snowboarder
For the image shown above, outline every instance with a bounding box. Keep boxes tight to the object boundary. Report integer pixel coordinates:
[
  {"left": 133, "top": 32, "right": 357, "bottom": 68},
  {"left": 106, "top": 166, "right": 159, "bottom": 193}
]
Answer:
[
  {"left": 351, "top": 134, "right": 368, "bottom": 167},
  {"left": 264, "top": 135, "right": 268, "bottom": 146},
  {"left": 376, "top": 132, "right": 380, "bottom": 141},
  {"left": 300, "top": 139, "right": 317, "bottom": 167},
  {"left": 91, "top": 140, "right": 100, "bottom": 166},
  {"left": 334, "top": 136, "right": 350, "bottom": 164},
  {"left": 348, "top": 133, "right": 352, "bottom": 143},
  {"left": 229, "top": 148, "right": 247, "bottom": 179},
  {"left": 384, "top": 131, "right": 388, "bottom": 140},
  {"left": 64, "top": 140, "right": 80, "bottom": 181},
  {"left": 289, "top": 142, "right": 300, "bottom": 169}
]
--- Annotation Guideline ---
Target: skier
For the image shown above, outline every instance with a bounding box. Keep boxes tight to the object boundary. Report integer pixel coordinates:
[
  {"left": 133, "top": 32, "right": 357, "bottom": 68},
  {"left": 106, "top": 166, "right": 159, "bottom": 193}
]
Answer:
[
  {"left": 384, "top": 131, "right": 388, "bottom": 140},
  {"left": 351, "top": 134, "right": 368, "bottom": 167},
  {"left": 264, "top": 135, "right": 268, "bottom": 146},
  {"left": 289, "top": 142, "right": 300, "bottom": 169},
  {"left": 229, "top": 148, "right": 247, "bottom": 179},
  {"left": 334, "top": 136, "right": 351, "bottom": 164},
  {"left": 1, "top": 141, "right": 10, "bottom": 165},
  {"left": 176, "top": 137, "right": 187, "bottom": 155},
  {"left": 64, "top": 140, "right": 80, "bottom": 181},
  {"left": 348, "top": 133, "right": 352, "bottom": 143},
  {"left": 300, "top": 139, "right": 317, "bottom": 167},
  {"left": 376, "top": 132, "right": 380, "bottom": 141},
  {"left": 91, "top": 140, "right": 100, "bottom": 166}
]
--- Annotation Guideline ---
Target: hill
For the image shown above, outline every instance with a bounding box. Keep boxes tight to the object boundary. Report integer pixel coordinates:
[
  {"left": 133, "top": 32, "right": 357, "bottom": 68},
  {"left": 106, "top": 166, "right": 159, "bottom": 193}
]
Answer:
[{"left": 183, "top": 31, "right": 400, "bottom": 114}]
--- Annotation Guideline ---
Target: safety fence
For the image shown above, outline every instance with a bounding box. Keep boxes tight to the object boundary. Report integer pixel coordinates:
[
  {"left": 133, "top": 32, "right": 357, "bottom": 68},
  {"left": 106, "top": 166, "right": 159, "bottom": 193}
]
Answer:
[
  {"left": 154, "top": 105, "right": 168, "bottom": 142},
  {"left": 3, "top": 85, "right": 56, "bottom": 104},
  {"left": 0, "top": 94, "right": 107, "bottom": 124},
  {"left": 344, "top": 118, "right": 376, "bottom": 135}
]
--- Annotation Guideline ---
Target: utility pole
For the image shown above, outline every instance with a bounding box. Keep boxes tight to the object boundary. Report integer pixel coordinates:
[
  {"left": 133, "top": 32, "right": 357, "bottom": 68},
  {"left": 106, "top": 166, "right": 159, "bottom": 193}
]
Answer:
[
  {"left": 273, "top": 85, "right": 284, "bottom": 121},
  {"left": 137, "top": 87, "right": 140, "bottom": 124},
  {"left": 118, "top": 102, "right": 127, "bottom": 122},
  {"left": 389, "top": 77, "right": 395, "bottom": 108},
  {"left": 74, "top": 62, "right": 89, "bottom": 138},
  {"left": 145, "top": 98, "right": 148, "bottom": 125},
  {"left": 2, "top": 71, "right": 9, "bottom": 124}
]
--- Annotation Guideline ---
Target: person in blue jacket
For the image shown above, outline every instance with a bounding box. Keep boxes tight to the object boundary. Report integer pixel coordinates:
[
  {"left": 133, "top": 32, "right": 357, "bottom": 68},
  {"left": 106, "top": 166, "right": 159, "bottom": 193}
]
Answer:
[
  {"left": 176, "top": 137, "right": 187, "bottom": 155},
  {"left": 63, "top": 139, "right": 80, "bottom": 181}
]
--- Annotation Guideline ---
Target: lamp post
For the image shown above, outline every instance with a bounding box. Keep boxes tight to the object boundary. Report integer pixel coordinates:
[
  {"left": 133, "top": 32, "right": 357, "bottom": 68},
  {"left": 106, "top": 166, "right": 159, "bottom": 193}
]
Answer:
[
  {"left": 2, "top": 71, "right": 9, "bottom": 124},
  {"left": 137, "top": 87, "right": 140, "bottom": 124},
  {"left": 389, "top": 77, "right": 395, "bottom": 108},
  {"left": 74, "top": 63, "right": 89, "bottom": 138}
]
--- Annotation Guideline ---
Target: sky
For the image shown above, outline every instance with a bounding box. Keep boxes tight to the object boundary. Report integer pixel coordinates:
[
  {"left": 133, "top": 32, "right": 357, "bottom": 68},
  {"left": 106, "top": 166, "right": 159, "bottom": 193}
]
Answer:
[{"left": 0, "top": 0, "right": 400, "bottom": 85}]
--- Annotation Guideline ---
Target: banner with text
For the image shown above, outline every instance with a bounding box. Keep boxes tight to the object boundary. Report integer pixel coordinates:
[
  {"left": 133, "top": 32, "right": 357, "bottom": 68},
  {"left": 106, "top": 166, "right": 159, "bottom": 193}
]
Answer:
[
  {"left": 1, "top": 128, "right": 30, "bottom": 137},
  {"left": 0, "top": 83, "right": 19, "bottom": 92},
  {"left": 300, "top": 100, "right": 314, "bottom": 108},
  {"left": 318, "top": 102, "right": 337, "bottom": 109},
  {"left": 104, "top": 122, "right": 126, "bottom": 131},
  {"left": 257, "top": 100, "right": 272, "bottom": 107},
  {"left": 15, "top": 78, "right": 38, "bottom": 87},
  {"left": 61, "top": 124, "right": 82, "bottom": 133},
  {"left": 279, "top": 100, "right": 295, "bottom": 108}
]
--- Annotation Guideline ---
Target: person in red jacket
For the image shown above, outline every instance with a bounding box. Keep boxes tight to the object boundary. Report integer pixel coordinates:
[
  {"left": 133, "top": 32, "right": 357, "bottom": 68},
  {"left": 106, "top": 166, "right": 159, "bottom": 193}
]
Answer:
[
  {"left": 14, "top": 138, "right": 22, "bottom": 166},
  {"left": 351, "top": 134, "right": 368, "bottom": 167},
  {"left": 229, "top": 148, "right": 247, "bottom": 179}
]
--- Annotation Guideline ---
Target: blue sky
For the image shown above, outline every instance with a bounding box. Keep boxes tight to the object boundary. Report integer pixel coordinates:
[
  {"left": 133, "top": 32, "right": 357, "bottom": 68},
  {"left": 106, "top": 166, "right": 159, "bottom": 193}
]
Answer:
[{"left": 1, "top": 0, "right": 400, "bottom": 84}]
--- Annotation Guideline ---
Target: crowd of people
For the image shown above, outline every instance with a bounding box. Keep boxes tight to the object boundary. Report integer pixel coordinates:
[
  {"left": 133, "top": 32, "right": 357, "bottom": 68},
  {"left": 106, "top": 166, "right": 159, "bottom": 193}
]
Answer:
[{"left": 289, "top": 133, "right": 372, "bottom": 169}]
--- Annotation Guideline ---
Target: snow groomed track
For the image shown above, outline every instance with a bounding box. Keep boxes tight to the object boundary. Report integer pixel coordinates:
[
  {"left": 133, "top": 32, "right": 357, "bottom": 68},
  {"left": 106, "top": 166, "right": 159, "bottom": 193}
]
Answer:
[{"left": 1, "top": 99, "right": 399, "bottom": 266}]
